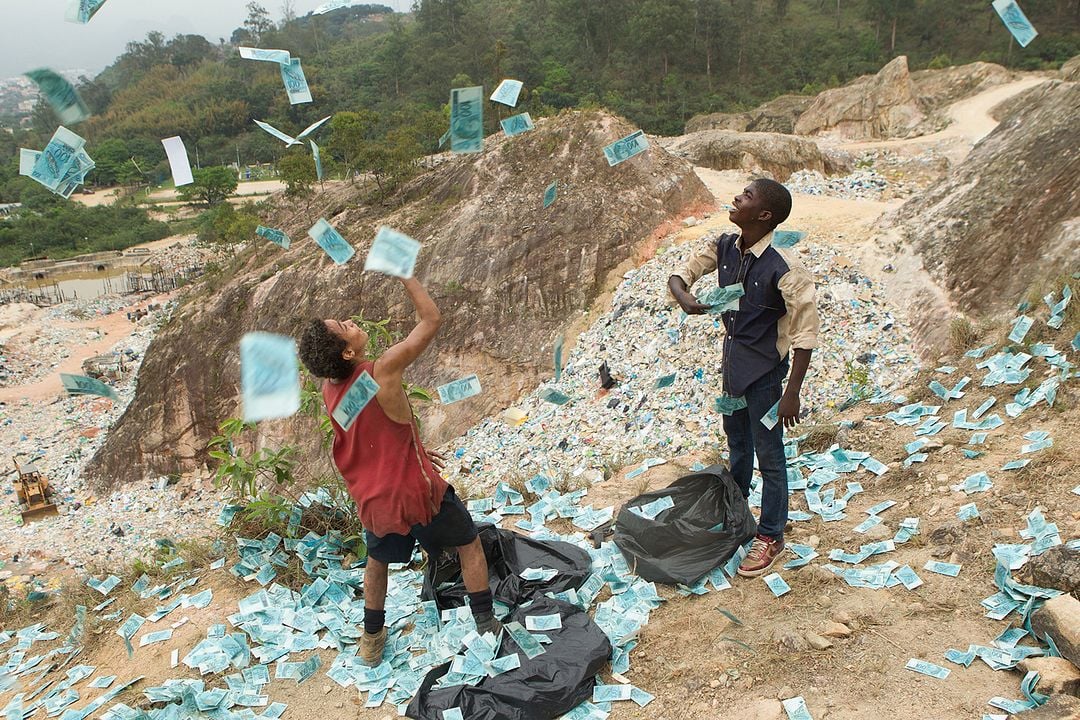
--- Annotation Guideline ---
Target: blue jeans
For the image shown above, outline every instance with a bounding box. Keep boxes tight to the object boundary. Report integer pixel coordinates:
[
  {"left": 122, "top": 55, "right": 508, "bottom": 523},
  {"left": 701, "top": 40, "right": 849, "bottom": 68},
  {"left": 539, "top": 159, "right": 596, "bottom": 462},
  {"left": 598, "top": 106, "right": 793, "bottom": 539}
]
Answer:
[{"left": 721, "top": 361, "right": 789, "bottom": 540}]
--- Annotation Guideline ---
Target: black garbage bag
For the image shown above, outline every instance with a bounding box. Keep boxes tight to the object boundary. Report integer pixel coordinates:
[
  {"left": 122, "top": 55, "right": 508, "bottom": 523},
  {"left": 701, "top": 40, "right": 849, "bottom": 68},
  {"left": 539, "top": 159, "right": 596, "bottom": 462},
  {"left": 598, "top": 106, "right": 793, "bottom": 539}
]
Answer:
[
  {"left": 422, "top": 524, "right": 592, "bottom": 609},
  {"left": 613, "top": 465, "right": 756, "bottom": 586},
  {"left": 405, "top": 594, "right": 612, "bottom": 720}
]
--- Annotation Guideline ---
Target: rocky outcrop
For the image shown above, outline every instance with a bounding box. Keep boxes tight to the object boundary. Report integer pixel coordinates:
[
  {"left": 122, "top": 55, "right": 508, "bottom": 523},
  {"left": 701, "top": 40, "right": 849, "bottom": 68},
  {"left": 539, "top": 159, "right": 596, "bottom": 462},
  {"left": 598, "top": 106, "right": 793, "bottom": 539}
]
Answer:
[
  {"left": 795, "top": 56, "right": 925, "bottom": 140},
  {"left": 660, "top": 130, "right": 851, "bottom": 182},
  {"left": 910, "top": 62, "right": 1016, "bottom": 113},
  {"left": 685, "top": 94, "right": 813, "bottom": 135},
  {"left": 84, "top": 111, "right": 712, "bottom": 488},
  {"left": 873, "top": 80, "right": 1080, "bottom": 324},
  {"left": 1061, "top": 54, "right": 1080, "bottom": 81}
]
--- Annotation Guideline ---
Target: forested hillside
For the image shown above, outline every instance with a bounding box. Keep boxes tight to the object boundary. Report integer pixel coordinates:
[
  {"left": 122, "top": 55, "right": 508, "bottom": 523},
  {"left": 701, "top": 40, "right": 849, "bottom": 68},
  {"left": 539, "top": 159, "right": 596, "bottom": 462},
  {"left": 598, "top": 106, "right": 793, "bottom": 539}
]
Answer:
[{"left": 1, "top": 0, "right": 1078, "bottom": 203}]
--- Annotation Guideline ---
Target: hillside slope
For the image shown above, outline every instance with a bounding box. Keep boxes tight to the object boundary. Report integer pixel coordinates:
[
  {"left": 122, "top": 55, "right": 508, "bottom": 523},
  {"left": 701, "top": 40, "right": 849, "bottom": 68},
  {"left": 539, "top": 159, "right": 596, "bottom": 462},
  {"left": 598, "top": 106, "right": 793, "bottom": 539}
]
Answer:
[{"left": 83, "top": 111, "right": 712, "bottom": 488}]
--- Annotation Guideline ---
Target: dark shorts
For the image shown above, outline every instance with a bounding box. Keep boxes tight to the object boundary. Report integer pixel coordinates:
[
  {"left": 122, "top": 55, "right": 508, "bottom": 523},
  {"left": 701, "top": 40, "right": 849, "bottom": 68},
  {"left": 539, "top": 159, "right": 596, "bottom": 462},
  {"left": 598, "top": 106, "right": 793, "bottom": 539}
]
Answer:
[{"left": 365, "top": 486, "right": 478, "bottom": 564}]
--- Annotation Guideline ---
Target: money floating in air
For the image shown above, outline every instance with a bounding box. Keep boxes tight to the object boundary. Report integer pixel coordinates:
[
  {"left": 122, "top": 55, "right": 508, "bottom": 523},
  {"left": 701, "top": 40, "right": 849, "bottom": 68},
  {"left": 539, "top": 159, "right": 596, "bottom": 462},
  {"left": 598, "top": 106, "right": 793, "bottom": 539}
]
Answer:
[
  {"left": 65, "top": 0, "right": 108, "bottom": 23},
  {"left": 22, "top": 126, "right": 95, "bottom": 199},
  {"left": 238, "top": 47, "right": 293, "bottom": 64},
  {"left": 490, "top": 79, "right": 524, "bottom": 107},
  {"left": 992, "top": 0, "right": 1039, "bottom": 47},
  {"left": 437, "top": 375, "right": 482, "bottom": 405},
  {"left": 161, "top": 136, "right": 194, "bottom": 187},
  {"left": 450, "top": 86, "right": 484, "bottom": 154},
  {"left": 240, "top": 333, "right": 301, "bottom": 423},
  {"left": 308, "top": 219, "right": 355, "bottom": 265},
  {"left": 256, "top": 226, "right": 291, "bottom": 249},
  {"left": 280, "top": 58, "right": 313, "bottom": 105},
  {"left": 772, "top": 230, "right": 807, "bottom": 248},
  {"left": 500, "top": 113, "right": 534, "bottom": 137},
  {"left": 365, "top": 226, "right": 421, "bottom": 279},
  {"left": 25, "top": 69, "right": 90, "bottom": 125},
  {"left": 602, "top": 130, "right": 649, "bottom": 166}
]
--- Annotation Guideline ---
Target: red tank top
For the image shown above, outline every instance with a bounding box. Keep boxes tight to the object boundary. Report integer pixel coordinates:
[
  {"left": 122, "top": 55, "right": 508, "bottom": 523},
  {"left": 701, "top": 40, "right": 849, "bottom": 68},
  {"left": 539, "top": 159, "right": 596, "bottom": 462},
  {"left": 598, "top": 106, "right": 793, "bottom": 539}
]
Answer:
[{"left": 323, "top": 362, "right": 448, "bottom": 537}]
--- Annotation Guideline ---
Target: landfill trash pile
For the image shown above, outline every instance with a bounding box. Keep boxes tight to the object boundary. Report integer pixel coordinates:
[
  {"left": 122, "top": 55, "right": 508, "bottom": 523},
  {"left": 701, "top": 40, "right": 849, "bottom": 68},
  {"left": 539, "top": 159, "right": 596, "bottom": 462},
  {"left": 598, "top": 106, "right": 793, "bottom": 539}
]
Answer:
[
  {"left": 0, "top": 299, "right": 223, "bottom": 571},
  {"left": 441, "top": 233, "right": 918, "bottom": 494},
  {"left": 786, "top": 168, "right": 891, "bottom": 201}
]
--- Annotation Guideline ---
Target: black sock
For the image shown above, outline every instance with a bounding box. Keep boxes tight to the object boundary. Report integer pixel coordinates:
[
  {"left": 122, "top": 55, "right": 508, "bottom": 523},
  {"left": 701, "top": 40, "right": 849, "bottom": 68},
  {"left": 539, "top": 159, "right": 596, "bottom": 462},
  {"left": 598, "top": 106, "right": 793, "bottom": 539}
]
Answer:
[
  {"left": 364, "top": 607, "right": 385, "bottom": 635},
  {"left": 468, "top": 589, "right": 494, "bottom": 616}
]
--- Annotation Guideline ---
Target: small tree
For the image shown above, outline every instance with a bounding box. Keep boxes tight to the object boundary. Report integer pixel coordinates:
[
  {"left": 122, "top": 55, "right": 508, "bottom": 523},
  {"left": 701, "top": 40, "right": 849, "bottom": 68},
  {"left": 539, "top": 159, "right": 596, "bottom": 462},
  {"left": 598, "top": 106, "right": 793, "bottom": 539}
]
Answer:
[
  {"left": 176, "top": 166, "right": 238, "bottom": 207},
  {"left": 277, "top": 152, "right": 316, "bottom": 197}
]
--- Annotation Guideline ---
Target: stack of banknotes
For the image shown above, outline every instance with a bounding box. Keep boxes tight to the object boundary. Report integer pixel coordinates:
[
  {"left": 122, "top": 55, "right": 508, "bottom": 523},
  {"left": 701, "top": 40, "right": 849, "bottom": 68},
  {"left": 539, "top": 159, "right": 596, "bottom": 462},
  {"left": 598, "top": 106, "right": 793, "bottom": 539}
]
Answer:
[{"left": 20, "top": 126, "right": 95, "bottom": 198}]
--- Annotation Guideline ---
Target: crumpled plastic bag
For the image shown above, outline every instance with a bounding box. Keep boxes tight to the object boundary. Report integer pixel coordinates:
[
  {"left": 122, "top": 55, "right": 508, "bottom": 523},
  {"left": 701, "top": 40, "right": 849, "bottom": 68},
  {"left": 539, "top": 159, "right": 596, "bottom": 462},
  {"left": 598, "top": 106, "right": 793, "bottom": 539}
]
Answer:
[{"left": 613, "top": 465, "right": 756, "bottom": 585}]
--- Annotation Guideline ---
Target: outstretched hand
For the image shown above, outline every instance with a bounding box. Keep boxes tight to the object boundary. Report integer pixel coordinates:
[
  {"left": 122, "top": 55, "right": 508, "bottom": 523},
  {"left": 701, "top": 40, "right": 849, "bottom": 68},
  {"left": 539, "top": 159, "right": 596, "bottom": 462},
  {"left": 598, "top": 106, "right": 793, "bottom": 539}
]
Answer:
[{"left": 674, "top": 290, "right": 712, "bottom": 315}]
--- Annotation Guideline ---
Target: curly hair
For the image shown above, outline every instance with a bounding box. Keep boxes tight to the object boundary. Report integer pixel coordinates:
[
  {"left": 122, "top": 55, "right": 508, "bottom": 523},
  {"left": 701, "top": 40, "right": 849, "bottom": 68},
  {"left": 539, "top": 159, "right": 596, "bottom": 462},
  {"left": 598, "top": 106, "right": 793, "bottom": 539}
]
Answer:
[
  {"left": 752, "top": 178, "right": 793, "bottom": 228},
  {"left": 298, "top": 318, "right": 354, "bottom": 381}
]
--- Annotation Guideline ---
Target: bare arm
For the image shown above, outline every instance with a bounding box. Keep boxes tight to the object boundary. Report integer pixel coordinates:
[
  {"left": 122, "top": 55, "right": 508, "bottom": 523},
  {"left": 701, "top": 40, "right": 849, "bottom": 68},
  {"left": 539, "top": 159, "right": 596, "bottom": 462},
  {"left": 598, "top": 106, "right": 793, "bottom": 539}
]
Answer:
[
  {"left": 668, "top": 241, "right": 719, "bottom": 314},
  {"left": 374, "top": 278, "right": 442, "bottom": 382},
  {"left": 778, "top": 348, "right": 812, "bottom": 429}
]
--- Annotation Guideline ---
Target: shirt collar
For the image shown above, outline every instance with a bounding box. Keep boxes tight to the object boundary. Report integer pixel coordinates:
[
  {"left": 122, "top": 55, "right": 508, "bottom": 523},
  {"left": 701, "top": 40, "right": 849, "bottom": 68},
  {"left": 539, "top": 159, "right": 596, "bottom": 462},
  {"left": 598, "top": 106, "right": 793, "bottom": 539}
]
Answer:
[{"left": 739, "top": 231, "right": 774, "bottom": 258}]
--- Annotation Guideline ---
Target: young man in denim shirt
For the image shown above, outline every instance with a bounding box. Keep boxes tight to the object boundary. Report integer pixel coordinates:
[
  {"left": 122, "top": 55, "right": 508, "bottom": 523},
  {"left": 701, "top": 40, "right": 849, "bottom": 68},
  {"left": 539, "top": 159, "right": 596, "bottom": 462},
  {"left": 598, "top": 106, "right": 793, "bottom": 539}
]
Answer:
[{"left": 668, "top": 179, "right": 820, "bottom": 576}]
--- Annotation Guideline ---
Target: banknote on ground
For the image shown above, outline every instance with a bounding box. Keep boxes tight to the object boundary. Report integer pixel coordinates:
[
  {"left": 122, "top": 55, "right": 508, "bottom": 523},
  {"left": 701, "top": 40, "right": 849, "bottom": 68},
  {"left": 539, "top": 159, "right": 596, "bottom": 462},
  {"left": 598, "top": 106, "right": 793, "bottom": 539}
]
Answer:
[
  {"left": 772, "top": 230, "right": 806, "bottom": 248},
  {"left": 240, "top": 333, "right": 301, "bottom": 423},
  {"left": 331, "top": 371, "right": 380, "bottom": 431},
  {"left": 500, "top": 112, "right": 534, "bottom": 136},
  {"left": 161, "top": 136, "right": 194, "bottom": 187},
  {"left": 60, "top": 373, "right": 119, "bottom": 401},
  {"left": 25, "top": 69, "right": 90, "bottom": 125},
  {"left": 543, "top": 180, "right": 558, "bottom": 209},
  {"left": 308, "top": 219, "right": 355, "bottom": 264},
  {"left": 450, "top": 86, "right": 484, "bottom": 154},
  {"left": 603, "top": 130, "right": 649, "bottom": 166},
  {"left": 490, "top": 79, "right": 524, "bottom": 107},
  {"left": 365, "top": 226, "right": 421, "bottom": 278},
  {"left": 280, "top": 58, "right": 313, "bottom": 104},
  {"left": 437, "top": 375, "right": 482, "bottom": 404}
]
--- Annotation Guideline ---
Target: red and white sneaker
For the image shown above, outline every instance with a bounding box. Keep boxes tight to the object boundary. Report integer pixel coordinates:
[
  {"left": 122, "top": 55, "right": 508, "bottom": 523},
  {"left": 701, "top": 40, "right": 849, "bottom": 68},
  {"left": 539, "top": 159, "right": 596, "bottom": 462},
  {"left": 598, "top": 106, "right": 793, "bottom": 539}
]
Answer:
[{"left": 737, "top": 534, "right": 785, "bottom": 577}]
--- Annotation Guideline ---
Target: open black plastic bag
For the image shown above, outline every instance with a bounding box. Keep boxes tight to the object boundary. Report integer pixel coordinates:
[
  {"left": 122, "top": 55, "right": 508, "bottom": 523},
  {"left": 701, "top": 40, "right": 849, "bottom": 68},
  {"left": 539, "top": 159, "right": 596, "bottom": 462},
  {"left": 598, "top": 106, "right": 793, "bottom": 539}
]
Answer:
[
  {"left": 613, "top": 465, "right": 756, "bottom": 586},
  {"left": 405, "top": 594, "right": 612, "bottom": 720},
  {"left": 422, "top": 523, "right": 592, "bottom": 609}
]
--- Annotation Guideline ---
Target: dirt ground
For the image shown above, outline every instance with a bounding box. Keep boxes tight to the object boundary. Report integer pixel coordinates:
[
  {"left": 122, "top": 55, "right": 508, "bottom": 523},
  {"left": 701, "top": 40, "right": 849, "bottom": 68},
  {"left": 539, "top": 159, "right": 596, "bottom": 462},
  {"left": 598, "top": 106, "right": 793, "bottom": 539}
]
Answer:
[{"left": 3, "top": 77, "right": 1072, "bottom": 720}]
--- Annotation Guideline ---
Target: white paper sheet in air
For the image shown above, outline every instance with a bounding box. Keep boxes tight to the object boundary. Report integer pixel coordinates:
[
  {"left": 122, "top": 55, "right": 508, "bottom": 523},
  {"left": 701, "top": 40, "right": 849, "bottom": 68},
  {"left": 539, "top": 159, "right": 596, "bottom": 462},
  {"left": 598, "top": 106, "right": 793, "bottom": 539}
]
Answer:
[{"left": 161, "top": 136, "right": 194, "bottom": 187}]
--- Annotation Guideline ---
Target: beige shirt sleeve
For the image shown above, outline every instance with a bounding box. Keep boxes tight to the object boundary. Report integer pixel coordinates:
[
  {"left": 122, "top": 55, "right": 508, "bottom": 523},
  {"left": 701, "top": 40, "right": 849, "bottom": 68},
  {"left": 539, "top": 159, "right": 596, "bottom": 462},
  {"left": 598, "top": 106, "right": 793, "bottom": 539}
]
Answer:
[
  {"left": 777, "top": 264, "right": 820, "bottom": 351},
  {"left": 673, "top": 240, "right": 718, "bottom": 290}
]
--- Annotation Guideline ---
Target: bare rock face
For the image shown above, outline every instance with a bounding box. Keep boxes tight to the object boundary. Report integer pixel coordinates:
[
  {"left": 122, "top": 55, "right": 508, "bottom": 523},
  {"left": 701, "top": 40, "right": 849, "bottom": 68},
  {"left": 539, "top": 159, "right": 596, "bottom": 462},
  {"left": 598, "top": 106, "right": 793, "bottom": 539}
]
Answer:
[
  {"left": 1028, "top": 545, "right": 1080, "bottom": 598},
  {"left": 84, "top": 111, "right": 712, "bottom": 488},
  {"left": 795, "top": 56, "right": 925, "bottom": 140},
  {"left": 1061, "top": 54, "right": 1080, "bottom": 82},
  {"left": 660, "top": 130, "right": 850, "bottom": 182},
  {"left": 685, "top": 94, "right": 814, "bottom": 135},
  {"left": 910, "top": 61, "right": 1017, "bottom": 113},
  {"left": 874, "top": 80, "right": 1080, "bottom": 322}
]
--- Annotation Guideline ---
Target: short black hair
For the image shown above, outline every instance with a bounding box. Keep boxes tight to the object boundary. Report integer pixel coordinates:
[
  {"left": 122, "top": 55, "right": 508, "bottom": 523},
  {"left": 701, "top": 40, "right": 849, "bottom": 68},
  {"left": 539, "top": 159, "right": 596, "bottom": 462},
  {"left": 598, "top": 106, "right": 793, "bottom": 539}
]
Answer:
[
  {"left": 298, "top": 318, "right": 353, "bottom": 381},
  {"left": 752, "top": 178, "right": 793, "bottom": 228}
]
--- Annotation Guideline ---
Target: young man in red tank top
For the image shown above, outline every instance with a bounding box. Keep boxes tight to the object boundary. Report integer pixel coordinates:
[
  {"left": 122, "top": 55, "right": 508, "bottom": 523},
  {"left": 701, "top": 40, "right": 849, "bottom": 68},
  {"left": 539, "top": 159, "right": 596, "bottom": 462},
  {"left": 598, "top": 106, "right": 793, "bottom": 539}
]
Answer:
[{"left": 298, "top": 276, "right": 498, "bottom": 666}]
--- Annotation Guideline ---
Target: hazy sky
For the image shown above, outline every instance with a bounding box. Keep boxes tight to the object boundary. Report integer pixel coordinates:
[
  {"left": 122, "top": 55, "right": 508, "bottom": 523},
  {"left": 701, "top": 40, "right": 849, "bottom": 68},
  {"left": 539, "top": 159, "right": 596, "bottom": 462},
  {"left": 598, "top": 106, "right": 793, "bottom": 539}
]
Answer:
[{"left": 0, "top": 0, "right": 412, "bottom": 78}]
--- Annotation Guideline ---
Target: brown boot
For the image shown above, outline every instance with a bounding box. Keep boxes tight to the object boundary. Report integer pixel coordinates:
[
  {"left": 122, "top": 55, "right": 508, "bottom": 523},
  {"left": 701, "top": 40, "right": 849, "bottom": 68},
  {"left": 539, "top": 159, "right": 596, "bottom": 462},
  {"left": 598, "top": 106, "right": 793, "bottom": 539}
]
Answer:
[{"left": 360, "top": 627, "right": 387, "bottom": 666}]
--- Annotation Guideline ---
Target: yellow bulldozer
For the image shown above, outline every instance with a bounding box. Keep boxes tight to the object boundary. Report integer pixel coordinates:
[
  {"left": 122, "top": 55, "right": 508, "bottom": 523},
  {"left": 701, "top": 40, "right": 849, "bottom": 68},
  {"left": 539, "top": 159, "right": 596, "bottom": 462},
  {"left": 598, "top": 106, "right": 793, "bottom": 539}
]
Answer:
[{"left": 13, "top": 456, "right": 58, "bottom": 522}]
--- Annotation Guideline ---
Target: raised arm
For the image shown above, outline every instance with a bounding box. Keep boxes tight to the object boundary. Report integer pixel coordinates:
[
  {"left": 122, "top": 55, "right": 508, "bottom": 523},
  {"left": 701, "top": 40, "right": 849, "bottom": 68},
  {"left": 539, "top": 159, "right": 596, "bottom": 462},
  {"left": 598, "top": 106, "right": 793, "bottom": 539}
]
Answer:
[{"left": 374, "top": 278, "right": 442, "bottom": 381}]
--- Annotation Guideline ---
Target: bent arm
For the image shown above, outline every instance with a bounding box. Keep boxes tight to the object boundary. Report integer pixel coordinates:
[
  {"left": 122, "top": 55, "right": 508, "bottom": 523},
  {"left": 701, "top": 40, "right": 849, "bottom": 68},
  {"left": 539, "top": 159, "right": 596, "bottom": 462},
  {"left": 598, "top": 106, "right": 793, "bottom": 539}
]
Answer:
[{"left": 375, "top": 278, "right": 442, "bottom": 380}]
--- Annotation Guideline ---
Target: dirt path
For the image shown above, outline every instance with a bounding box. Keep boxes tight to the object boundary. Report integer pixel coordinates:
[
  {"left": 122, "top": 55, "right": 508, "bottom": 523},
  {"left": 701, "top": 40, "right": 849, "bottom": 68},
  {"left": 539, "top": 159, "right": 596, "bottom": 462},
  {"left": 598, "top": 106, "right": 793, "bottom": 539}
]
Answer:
[
  {"left": 837, "top": 77, "right": 1048, "bottom": 158},
  {"left": 0, "top": 290, "right": 176, "bottom": 404},
  {"left": 75, "top": 181, "right": 286, "bottom": 208}
]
